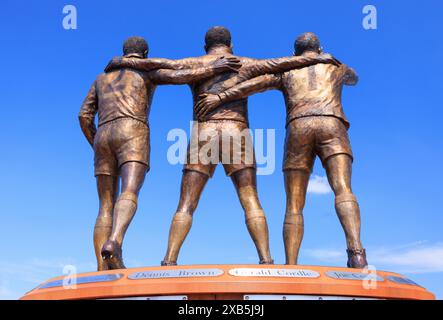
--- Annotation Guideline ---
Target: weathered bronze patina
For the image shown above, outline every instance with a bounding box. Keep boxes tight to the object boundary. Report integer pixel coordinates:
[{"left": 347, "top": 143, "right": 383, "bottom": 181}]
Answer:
[
  {"left": 196, "top": 32, "right": 367, "bottom": 268},
  {"left": 107, "top": 27, "right": 339, "bottom": 266}
]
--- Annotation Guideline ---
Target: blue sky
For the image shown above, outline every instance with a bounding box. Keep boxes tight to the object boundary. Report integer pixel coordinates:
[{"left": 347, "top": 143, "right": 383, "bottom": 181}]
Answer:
[{"left": 1, "top": 0, "right": 442, "bottom": 299}]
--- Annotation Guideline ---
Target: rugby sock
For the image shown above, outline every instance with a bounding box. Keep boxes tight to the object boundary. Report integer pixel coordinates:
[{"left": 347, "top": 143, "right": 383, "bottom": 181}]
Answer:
[
  {"left": 163, "top": 211, "right": 193, "bottom": 264},
  {"left": 335, "top": 193, "right": 363, "bottom": 250},
  {"left": 94, "top": 215, "right": 113, "bottom": 271},
  {"left": 110, "top": 192, "right": 138, "bottom": 245},
  {"left": 246, "top": 211, "right": 273, "bottom": 264},
  {"left": 283, "top": 211, "right": 304, "bottom": 265}
]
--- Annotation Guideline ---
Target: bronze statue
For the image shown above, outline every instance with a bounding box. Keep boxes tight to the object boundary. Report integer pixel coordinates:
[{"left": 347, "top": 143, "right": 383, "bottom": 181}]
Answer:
[
  {"left": 79, "top": 36, "right": 242, "bottom": 270},
  {"left": 196, "top": 32, "right": 368, "bottom": 268},
  {"left": 106, "top": 27, "right": 339, "bottom": 266}
]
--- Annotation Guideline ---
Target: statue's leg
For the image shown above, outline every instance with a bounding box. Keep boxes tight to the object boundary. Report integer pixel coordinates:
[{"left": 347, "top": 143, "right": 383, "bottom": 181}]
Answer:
[
  {"left": 94, "top": 174, "right": 119, "bottom": 271},
  {"left": 323, "top": 153, "right": 367, "bottom": 268},
  {"left": 162, "top": 170, "right": 209, "bottom": 266},
  {"left": 230, "top": 168, "right": 273, "bottom": 264},
  {"left": 282, "top": 118, "right": 315, "bottom": 265},
  {"left": 283, "top": 169, "right": 310, "bottom": 265},
  {"left": 102, "top": 161, "right": 147, "bottom": 269}
]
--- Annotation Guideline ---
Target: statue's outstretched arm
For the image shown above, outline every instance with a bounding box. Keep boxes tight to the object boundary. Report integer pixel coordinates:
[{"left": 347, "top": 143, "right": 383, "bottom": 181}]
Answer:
[
  {"left": 148, "top": 56, "right": 242, "bottom": 85},
  {"left": 238, "top": 54, "right": 341, "bottom": 82},
  {"left": 195, "top": 74, "right": 282, "bottom": 119},
  {"left": 104, "top": 57, "right": 184, "bottom": 73},
  {"left": 104, "top": 56, "right": 205, "bottom": 73}
]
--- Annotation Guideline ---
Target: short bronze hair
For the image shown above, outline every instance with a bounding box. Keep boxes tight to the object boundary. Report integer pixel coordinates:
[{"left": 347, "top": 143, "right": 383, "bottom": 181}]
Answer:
[
  {"left": 294, "top": 32, "right": 321, "bottom": 55},
  {"left": 205, "top": 26, "right": 231, "bottom": 51},
  {"left": 123, "top": 36, "right": 149, "bottom": 56}
]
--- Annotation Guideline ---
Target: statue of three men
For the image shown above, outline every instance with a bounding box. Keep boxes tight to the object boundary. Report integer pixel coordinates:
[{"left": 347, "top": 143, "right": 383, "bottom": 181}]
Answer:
[{"left": 79, "top": 26, "right": 368, "bottom": 271}]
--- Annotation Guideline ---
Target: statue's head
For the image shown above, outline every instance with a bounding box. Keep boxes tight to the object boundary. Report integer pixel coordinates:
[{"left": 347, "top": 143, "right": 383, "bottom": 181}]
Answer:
[
  {"left": 204, "top": 26, "right": 233, "bottom": 53},
  {"left": 294, "top": 32, "right": 322, "bottom": 56},
  {"left": 123, "top": 36, "right": 149, "bottom": 58}
]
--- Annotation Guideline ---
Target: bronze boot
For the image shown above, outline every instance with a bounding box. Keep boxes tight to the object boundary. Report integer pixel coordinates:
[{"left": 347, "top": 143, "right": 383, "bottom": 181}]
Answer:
[
  {"left": 101, "top": 240, "right": 126, "bottom": 270},
  {"left": 259, "top": 259, "right": 274, "bottom": 265},
  {"left": 160, "top": 260, "right": 178, "bottom": 266},
  {"left": 346, "top": 248, "right": 368, "bottom": 269}
]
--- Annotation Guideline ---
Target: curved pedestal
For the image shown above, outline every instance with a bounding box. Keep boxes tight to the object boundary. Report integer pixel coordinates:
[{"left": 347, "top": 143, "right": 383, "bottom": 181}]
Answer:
[{"left": 21, "top": 264, "right": 435, "bottom": 300}]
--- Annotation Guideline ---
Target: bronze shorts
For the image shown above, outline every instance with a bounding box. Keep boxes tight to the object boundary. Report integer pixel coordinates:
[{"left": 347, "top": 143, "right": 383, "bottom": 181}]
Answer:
[
  {"left": 94, "top": 118, "right": 150, "bottom": 176},
  {"left": 283, "top": 116, "right": 353, "bottom": 172},
  {"left": 184, "top": 120, "right": 256, "bottom": 177}
]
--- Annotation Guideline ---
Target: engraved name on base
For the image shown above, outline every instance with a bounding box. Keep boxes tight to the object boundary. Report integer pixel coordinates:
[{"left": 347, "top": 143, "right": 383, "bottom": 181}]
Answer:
[
  {"left": 229, "top": 268, "right": 320, "bottom": 278},
  {"left": 128, "top": 268, "right": 224, "bottom": 280}
]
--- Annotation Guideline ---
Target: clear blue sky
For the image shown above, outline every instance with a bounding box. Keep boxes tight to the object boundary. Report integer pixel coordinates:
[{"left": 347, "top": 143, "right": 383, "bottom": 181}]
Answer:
[{"left": 0, "top": 0, "right": 442, "bottom": 299}]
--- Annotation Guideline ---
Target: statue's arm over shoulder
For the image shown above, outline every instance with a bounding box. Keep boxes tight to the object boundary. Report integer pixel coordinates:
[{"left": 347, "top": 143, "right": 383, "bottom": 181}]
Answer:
[
  {"left": 239, "top": 55, "right": 339, "bottom": 82},
  {"left": 342, "top": 65, "right": 359, "bottom": 86},
  {"left": 167, "top": 57, "right": 203, "bottom": 69},
  {"left": 147, "top": 65, "right": 220, "bottom": 85},
  {"left": 129, "top": 57, "right": 203, "bottom": 70},
  {"left": 195, "top": 74, "right": 282, "bottom": 119},
  {"left": 78, "top": 80, "right": 98, "bottom": 147},
  {"left": 148, "top": 56, "right": 241, "bottom": 85},
  {"left": 220, "top": 74, "right": 282, "bottom": 103},
  {"left": 104, "top": 57, "right": 202, "bottom": 73}
]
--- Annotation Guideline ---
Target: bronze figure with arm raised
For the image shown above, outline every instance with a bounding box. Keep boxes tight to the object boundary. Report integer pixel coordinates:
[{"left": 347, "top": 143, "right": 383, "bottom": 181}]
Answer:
[
  {"left": 103, "top": 27, "right": 340, "bottom": 267},
  {"left": 79, "top": 36, "right": 241, "bottom": 271},
  {"left": 195, "top": 32, "right": 367, "bottom": 269}
]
